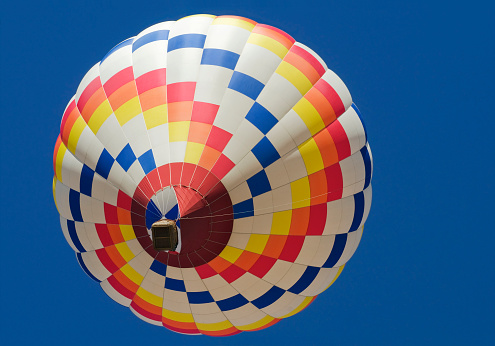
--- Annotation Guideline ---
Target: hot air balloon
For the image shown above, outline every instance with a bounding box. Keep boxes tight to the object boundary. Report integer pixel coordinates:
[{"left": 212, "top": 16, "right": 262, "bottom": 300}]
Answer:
[{"left": 53, "top": 14, "right": 372, "bottom": 336}]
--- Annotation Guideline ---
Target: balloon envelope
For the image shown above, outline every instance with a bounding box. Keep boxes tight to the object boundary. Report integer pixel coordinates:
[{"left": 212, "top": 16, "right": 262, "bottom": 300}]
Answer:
[{"left": 53, "top": 14, "right": 372, "bottom": 336}]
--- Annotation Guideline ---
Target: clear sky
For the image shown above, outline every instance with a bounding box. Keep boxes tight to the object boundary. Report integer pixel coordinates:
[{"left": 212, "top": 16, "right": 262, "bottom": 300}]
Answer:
[{"left": 1, "top": 0, "right": 494, "bottom": 345}]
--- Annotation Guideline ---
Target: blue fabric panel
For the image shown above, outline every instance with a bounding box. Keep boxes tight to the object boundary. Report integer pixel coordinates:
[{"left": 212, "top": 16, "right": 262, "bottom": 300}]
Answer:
[
  {"left": 252, "top": 137, "right": 280, "bottom": 168},
  {"left": 150, "top": 260, "right": 167, "bottom": 276},
  {"left": 95, "top": 149, "right": 114, "bottom": 179},
  {"left": 165, "top": 278, "right": 186, "bottom": 292},
  {"left": 165, "top": 203, "right": 179, "bottom": 220},
  {"left": 352, "top": 103, "right": 367, "bottom": 143},
  {"left": 116, "top": 144, "right": 136, "bottom": 172},
  {"left": 138, "top": 149, "right": 156, "bottom": 175},
  {"left": 233, "top": 199, "right": 254, "bottom": 219},
  {"left": 350, "top": 192, "right": 365, "bottom": 232},
  {"left": 132, "top": 30, "right": 170, "bottom": 52},
  {"left": 79, "top": 165, "right": 94, "bottom": 197},
  {"left": 145, "top": 200, "right": 162, "bottom": 229},
  {"left": 187, "top": 291, "right": 214, "bottom": 304},
  {"left": 361, "top": 146, "right": 372, "bottom": 190},
  {"left": 67, "top": 219, "right": 85, "bottom": 252},
  {"left": 201, "top": 48, "right": 239, "bottom": 70},
  {"left": 228, "top": 71, "right": 264, "bottom": 100},
  {"left": 76, "top": 253, "right": 100, "bottom": 282},
  {"left": 288, "top": 266, "right": 320, "bottom": 294},
  {"left": 247, "top": 170, "right": 271, "bottom": 197},
  {"left": 168, "top": 34, "right": 206, "bottom": 52},
  {"left": 217, "top": 294, "right": 249, "bottom": 311},
  {"left": 245, "top": 102, "right": 278, "bottom": 134},
  {"left": 69, "top": 189, "right": 83, "bottom": 222},
  {"left": 323, "top": 233, "right": 348, "bottom": 268},
  {"left": 251, "top": 286, "right": 285, "bottom": 309},
  {"left": 101, "top": 38, "right": 133, "bottom": 63}
]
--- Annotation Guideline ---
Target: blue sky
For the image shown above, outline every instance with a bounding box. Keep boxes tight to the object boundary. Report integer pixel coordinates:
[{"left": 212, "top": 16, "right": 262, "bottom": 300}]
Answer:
[{"left": 1, "top": 1, "right": 494, "bottom": 345}]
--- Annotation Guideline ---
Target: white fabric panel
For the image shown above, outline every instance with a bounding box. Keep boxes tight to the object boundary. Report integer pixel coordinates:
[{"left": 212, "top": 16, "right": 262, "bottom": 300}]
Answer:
[
  {"left": 335, "top": 228, "right": 364, "bottom": 267},
  {"left": 59, "top": 217, "right": 78, "bottom": 252},
  {"left": 275, "top": 263, "right": 306, "bottom": 290},
  {"left": 230, "top": 271, "right": 258, "bottom": 292},
  {"left": 84, "top": 137, "right": 105, "bottom": 171},
  {"left": 262, "top": 260, "right": 292, "bottom": 285},
  {"left": 235, "top": 151, "right": 263, "bottom": 181},
  {"left": 132, "top": 41, "right": 168, "bottom": 78},
  {"left": 95, "top": 115, "right": 128, "bottom": 157},
  {"left": 278, "top": 109, "right": 312, "bottom": 146},
  {"left": 126, "top": 161, "right": 146, "bottom": 185},
  {"left": 145, "top": 269, "right": 166, "bottom": 287},
  {"left": 300, "top": 266, "right": 341, "bottom": 296},
  {"left": 220, "top": 165, "right": 244, "bottom": 192},
  {"left": 194, "top": 66, "right": 233, "bottom": 104},
  {"left": 265, "top": 120, "right": 298, "bottom": 157},
  {"left": 309, "top": 235, "right": 335, "bottom": 267},
  {"left": 229, "top": 308, "right": 269, "bottom": 327},
  {"left": 122, "top": 114, "right": 152, "bottom": 157},
  {"left": 235, "top": 276, "right": 272, "bottom": 301},
  {"left": 148, "top": 123, "right": 169, "bottom": 148},
  {"left": 152, "top": 144, "right": 171, "bottom": 167},
  {"left": 208, "top": 281, "right": 238, "bottom": 300},
  {"left": 169, "top": 142, "right": 187, "bottom": 163},
  {"left": 252, "top": 214, "right": 273, "bottom": 234},
  {"left": 83, "top": 223, "right": 104, "bottom": 250},
  {"left": 190, "top": 301, "right": 221, "bottom": 315},
  {"left": 213, "top": 89, "right": 254, "bottom": 133},
  {"left": 232, "top": 217, "right": 254, "bottom": 234},
  {"left": 282, "top": 148, "right": 308, "bottom": 182},
  {"left": 163, "top": 292, "right": 190, "bottom": 313},
  {"left": 320, "top": 69, "right": 352, "bottom": 111},
  {"left": 223, "top": 302, "right": 259, "bottom": 320},
  {"left": 235, "top": 44, "right": 281, "bottom": 84},
  {"left": 361, "top": 185, "right": 373, "bottom": 228},
  {"left": 166, "top": 49, "right": 203, "bottom": 84},
  {"left": 265, "top": 158, "right": 290, "bottom": 190},
  {"left": 99, "top": 42, "right": 134, "bottom": 85},
  {"left": 129, "top": 251, "right": 154, "bottom": 276},
  {"left": 262, "top": 292, "right": 305, "bottom": 318},
  {"left": 193, "top": 311, "right": 226, "bottom": 324},
  {"left": 339, "top": 107, "right": 367, "bottom": 155},
  {"left": 294, "top": 236, "right": 321, "bottom": 265},
  {"left": 75, "top": 63, "right": 100, "bottom": 102},
  {"left": 101, "top": 279, "right": 131, "bottom": 306},
  {"left": 171, "top": 15, "right": 214, "bottom": 36},
  {"left": 338, "top": 195, "right": 356, "bottom": 234},
  {"left": 74, "top": 221, "right": 93, "bottom": 251},
  {"left": 257, "top": 73, "right": 303, "bottom": 120},
  {"left": 80, "top": 251, "right": 112, "bottom": 281},
  {"left": 227, "top": 233, "right": 251, "bottom": 250},
  {"left": 253, "top": 191, "right": 273, "bottom": 215},
  {"left": 271, "top": 184, "right": 292, "bottom": 213},
  {"left": 80, "top": 194, "right": 104, "bottom": 223},
  {"left": 229, "top": 182, "right": 252, "bottom": 205},
  {"left": 165, "top": 266, "right": 183, "bottom": 280},
  {"left": 205, "top": 23, "right": 251, "bottom": 53},
  {"left": 181, "top": 267, "right": 201, "bottom": 281},
  {"left": 74, "top": 127, "right": 96, "bottom": 163},
  {"left": 54, "top": 180, "right": 72, "bottom": 220},
  {"left": 106, "top": 165, "right": 137, "bottom": 198}
]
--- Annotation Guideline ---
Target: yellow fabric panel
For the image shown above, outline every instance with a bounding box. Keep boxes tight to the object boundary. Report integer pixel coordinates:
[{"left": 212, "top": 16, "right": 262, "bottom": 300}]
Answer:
[
  {"left": 291, "top": 177, "right": 311, "bottom": 209},
  {"left": 280, "top": 296, "right": 314, "bottom": 318},
  {"left": 247, "top": 33, "right": 288, "bottom": 59},
  {"left": 325, "top": 265, "right": 346, "bottom": 290},
  {"left": 162, "top": 308, "right": 195, "bottom": 323},
  {"left": 120, "top": 225, "right": 136, "bottom": 241},
  {"left": 293, "top": 97, "right": 325, "bottom": 135},
  {"left": 197, "top": 319, "right": 234, "bottom": 332},
  {"left": 55, "top": 143, "right": 67, "bottom": 181},
  {"left": 213, "top": 17, "right": 255, "bottom": 31},
  {"left": 67, "top": 117, "right": 86, "bottom": 154},
  {"left": 114, "top": 242, "right": 135, "bottom": 262},
  {"left": 143, "top": 105, "right": 167, "bottom": 129},
  {"left": 120, "top": 263, "right": 144, "bottom": 286},
  {"left": 114, "top": 97, "right": 141, "bottom": 125},
  {"left": 298, "top": 138, "right": 324, "bottom": 175},
  {"left": 219, "top": 246, "right": 244, "bottom": 263},
  {"left": 275, "top": 61, "right": 313, "bottom": 95},
  {"left": 87, "top": 100, "right": 113, "bottom": 133},
  {"left": 168, "top": 121, "right": 190, "bottom": 142},
  {"left": 52, "top": 177, "right": 58, "bottom": 212},
  {"left": 270, "top": 210, "right": 292, "bottom": 235},
  {"left": 244, "top": 234, "right": 269, "bottom": 254},
  {"left": 136, "top": 287, "right": 163, "bottom": 306},
  {"left": 184, "top": 142, "right": 205, "bottom": 164},
  {"left": 237, "top": 315, "right": 276, "bottom": 331}
]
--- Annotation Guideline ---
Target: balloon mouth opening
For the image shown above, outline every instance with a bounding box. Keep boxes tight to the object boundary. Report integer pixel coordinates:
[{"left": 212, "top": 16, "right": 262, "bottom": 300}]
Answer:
[{"left": 151, "top": 219, "right": 178, "bottom": 251}]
